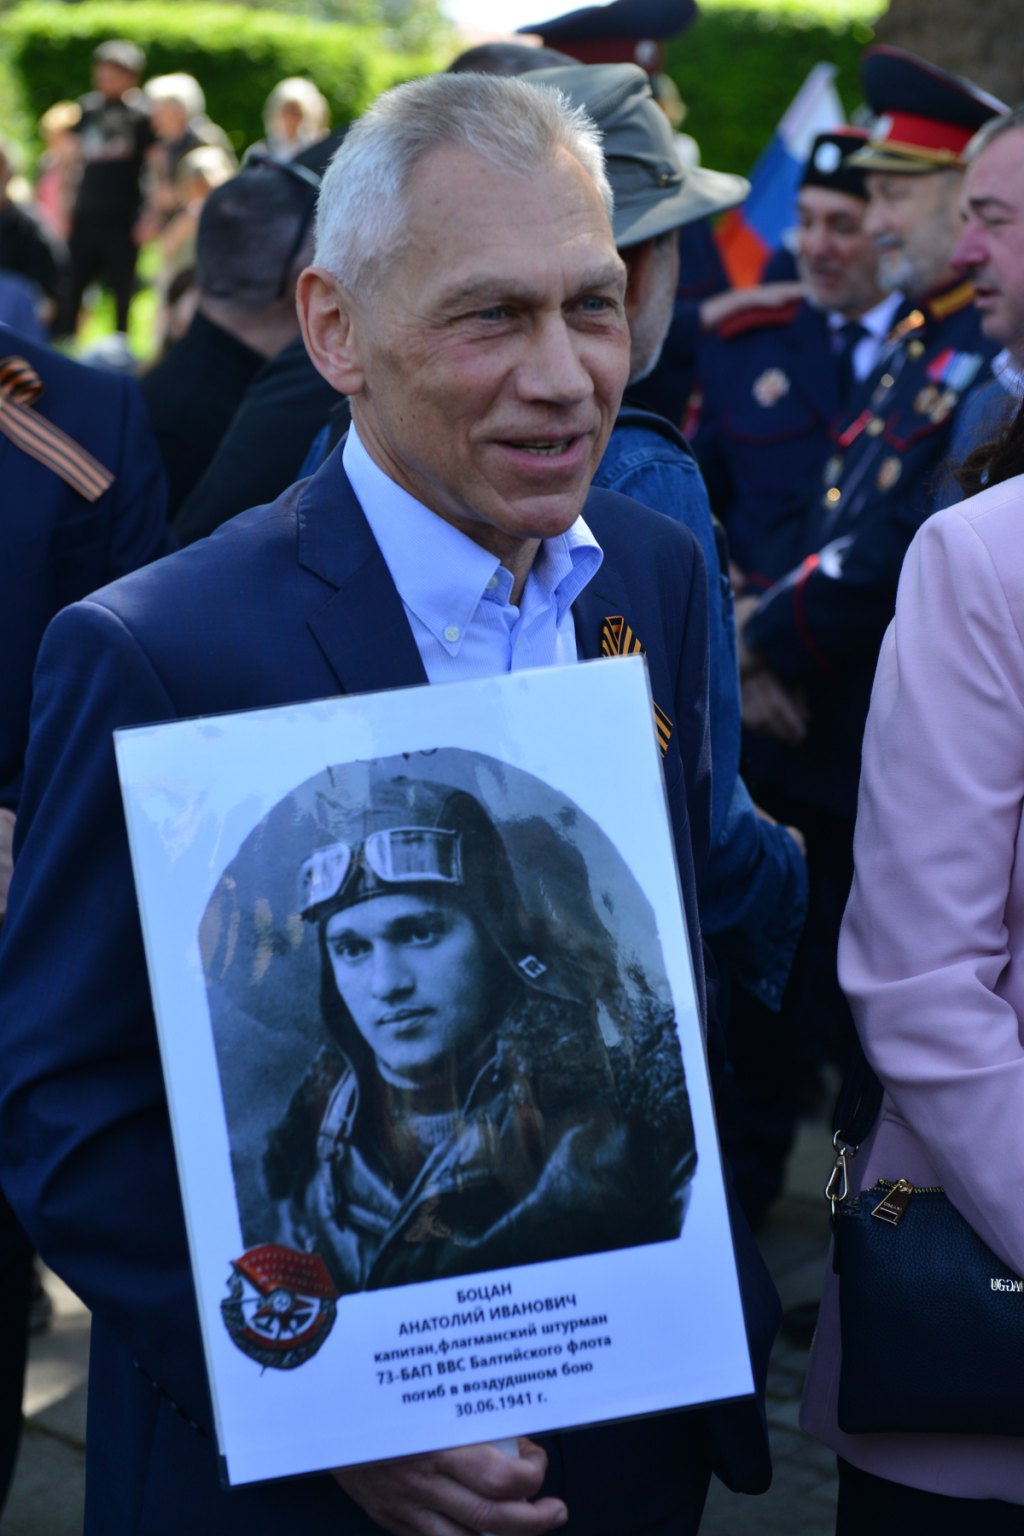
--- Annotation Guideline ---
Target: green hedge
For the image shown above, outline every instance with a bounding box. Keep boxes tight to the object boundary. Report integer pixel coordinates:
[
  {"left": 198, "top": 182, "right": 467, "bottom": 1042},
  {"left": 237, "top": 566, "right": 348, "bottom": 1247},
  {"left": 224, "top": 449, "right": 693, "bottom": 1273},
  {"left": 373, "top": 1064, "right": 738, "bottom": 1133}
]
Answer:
[
  {"left": 667, "top": 0, "right": 884, "bottom": 175},
  {"left": 1, "top": 0, "right": 884, "bottom": 182},
  {"left": 0, "top": 1, "right": 439, "bottom": 153}
]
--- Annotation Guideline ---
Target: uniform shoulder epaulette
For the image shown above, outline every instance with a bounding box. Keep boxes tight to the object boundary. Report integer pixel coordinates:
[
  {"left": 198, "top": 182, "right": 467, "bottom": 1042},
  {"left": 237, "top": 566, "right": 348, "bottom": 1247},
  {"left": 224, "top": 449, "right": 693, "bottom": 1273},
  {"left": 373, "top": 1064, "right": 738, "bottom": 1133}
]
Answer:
[
  {"left": 925, "top": 278, "right": 976, "bottom": 323},
  {"left": 715, "top": 297, "right": 803, "bottom": 342}
]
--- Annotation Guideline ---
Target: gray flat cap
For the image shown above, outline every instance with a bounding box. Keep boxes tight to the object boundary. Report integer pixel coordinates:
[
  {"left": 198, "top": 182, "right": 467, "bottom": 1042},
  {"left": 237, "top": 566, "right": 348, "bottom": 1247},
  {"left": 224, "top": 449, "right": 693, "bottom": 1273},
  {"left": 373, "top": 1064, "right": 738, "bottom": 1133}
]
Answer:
[
  {"left": 93, "top": 39, "right": 146, "bottom": 76},
  {"left": 529, "top": 62, "right": 748, "bottom": 246}
]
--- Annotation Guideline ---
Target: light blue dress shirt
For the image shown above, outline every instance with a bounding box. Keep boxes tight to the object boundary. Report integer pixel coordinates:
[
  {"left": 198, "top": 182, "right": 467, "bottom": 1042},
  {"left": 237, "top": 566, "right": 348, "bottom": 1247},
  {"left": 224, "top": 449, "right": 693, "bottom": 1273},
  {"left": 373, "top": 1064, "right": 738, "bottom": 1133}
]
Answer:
[{"left": 343, "top": 425, "right": 603, "bottom": 682}]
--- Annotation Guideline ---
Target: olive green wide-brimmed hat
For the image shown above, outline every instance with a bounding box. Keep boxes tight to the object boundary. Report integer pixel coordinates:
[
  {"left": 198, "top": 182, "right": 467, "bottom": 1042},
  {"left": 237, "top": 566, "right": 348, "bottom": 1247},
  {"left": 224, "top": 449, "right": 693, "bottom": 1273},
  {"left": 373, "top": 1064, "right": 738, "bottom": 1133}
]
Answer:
[{"left": 530, "top": 62, "right": 749, "bottom": 247}]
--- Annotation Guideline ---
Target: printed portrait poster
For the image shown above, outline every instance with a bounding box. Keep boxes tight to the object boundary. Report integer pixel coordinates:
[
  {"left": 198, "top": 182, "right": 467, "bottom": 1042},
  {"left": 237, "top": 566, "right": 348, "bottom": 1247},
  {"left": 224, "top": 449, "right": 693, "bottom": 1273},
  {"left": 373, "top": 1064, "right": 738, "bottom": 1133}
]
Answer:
[{"left": 115, "top": 657, "right": 753, "bottom": 1487}]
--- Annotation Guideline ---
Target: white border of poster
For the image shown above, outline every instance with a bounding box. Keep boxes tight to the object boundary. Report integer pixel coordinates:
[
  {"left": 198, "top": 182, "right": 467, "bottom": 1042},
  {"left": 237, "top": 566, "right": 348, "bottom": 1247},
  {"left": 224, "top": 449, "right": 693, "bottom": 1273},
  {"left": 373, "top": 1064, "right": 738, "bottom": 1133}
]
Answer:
[{"left": 114, "top": 656, "right": 752, "bottom": 1486}]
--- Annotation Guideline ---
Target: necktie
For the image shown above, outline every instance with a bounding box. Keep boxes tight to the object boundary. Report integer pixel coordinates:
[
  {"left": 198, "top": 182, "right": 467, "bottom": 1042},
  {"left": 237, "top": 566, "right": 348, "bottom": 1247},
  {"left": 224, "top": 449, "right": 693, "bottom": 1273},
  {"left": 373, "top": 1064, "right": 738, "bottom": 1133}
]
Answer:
[
  {"left": 0, "top": 356, "right": 115, "bottom": 501},
  {"left": 834, "top": 320, "right": 868, "bottom": 402}
]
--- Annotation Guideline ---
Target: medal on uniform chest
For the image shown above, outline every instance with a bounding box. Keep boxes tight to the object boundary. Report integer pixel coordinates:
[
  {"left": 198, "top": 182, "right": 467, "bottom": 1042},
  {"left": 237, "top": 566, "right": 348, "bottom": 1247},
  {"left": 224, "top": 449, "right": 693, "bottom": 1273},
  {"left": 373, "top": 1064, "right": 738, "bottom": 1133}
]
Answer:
[
  {"left": 925, "top": 347, "right": 984, "bottom": 394},
  {"left": 752, "top": 368, "right": 790, "bottom": 407},
  {"left": 877, "top": 456, "right": 902, "bottom": 492},
  {"left": 931, "top": 388, "right": 959, "bottom": 424}
]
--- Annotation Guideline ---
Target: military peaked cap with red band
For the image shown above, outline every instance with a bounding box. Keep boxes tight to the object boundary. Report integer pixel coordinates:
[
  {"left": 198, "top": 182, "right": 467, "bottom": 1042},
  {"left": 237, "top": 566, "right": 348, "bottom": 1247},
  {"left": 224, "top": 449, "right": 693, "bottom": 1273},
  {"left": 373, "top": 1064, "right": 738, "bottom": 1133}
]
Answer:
[
  {"left": 851, "top": 45, "right": 1006, "bottom": 173},
  {"left": 518, "top": 0, "right": 695, "bottom": 68}
]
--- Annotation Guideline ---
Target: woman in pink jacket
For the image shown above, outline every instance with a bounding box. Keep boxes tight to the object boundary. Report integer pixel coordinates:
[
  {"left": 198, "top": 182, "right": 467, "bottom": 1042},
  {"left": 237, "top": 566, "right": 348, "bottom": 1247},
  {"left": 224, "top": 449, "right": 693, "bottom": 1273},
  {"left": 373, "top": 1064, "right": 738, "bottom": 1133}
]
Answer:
[{"left": 800, "top": 404, "right": 1024, "bottom": 1530}]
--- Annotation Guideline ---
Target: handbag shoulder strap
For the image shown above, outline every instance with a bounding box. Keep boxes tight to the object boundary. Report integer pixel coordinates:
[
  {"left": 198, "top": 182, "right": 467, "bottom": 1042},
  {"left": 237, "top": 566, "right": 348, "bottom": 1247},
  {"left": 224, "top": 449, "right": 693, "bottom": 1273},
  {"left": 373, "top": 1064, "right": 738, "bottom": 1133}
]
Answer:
[
  {"left": 833, "top": 1036, "right": 884, "bottom": 1145},
  {"left": 827, "top": 1037, "right": 884, "bottom": 1218}
]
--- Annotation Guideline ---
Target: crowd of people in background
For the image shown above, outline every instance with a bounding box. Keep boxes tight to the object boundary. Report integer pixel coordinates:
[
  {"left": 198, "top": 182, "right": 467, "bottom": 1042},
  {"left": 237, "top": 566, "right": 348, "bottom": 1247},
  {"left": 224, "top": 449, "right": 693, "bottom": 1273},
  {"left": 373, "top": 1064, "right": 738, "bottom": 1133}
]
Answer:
[
  {"left": 3, "top": 11, "right": 1024, "bottom": 1534},
  {"left": 0, "top": 40, "right": 332, "bottom": 349}
]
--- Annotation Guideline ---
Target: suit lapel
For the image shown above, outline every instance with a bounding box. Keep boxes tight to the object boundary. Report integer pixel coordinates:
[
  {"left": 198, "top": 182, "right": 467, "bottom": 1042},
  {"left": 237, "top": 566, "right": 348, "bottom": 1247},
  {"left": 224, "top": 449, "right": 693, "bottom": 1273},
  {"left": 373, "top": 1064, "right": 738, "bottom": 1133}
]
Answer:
[
  {"left": 572, "top": 560, "right": 635, "bottom": 660},
  {"left": 294, "top": 452, "right": 641, "bottom": 691},
  {"left": 296, "top": 446, "right": 428, "bottom": 696}
]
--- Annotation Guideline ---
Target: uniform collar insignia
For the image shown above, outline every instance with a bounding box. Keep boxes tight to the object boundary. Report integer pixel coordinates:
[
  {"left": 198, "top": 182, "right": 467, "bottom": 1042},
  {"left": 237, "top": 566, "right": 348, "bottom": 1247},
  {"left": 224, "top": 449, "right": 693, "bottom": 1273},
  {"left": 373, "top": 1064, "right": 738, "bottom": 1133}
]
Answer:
[{"left": 885, "top": 308, "right": 926, "bottom": 346}]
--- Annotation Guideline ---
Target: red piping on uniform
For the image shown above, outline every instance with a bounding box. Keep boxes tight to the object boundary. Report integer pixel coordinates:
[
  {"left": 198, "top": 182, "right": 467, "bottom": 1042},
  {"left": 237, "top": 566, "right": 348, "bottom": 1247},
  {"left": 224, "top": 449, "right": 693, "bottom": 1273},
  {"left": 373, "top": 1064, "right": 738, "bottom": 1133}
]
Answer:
[
  {"left": 793, "top": 553, "right": 835, "bottom": 672},
  {"left": 837, "top": 410, "right": 872, "bottom": 450}
]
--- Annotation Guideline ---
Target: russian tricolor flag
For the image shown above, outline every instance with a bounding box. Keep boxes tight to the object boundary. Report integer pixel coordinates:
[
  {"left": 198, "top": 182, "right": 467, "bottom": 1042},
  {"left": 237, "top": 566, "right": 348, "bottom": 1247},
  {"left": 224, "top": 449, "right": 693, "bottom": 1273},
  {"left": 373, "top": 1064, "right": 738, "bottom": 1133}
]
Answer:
[{"left": 716, "top": 63, "right": 845, "bottom": 287}]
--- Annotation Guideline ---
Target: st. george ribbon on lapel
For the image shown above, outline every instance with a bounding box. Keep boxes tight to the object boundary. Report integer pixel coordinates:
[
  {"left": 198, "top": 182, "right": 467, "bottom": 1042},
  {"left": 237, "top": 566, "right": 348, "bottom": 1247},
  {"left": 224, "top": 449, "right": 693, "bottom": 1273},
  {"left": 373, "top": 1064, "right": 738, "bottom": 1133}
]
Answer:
[
  {"left": 600, "top": 614, "right": 673, "bottom": 755},
  {"left": 0, "top": 355, "right": 115, "bottom": 502}
]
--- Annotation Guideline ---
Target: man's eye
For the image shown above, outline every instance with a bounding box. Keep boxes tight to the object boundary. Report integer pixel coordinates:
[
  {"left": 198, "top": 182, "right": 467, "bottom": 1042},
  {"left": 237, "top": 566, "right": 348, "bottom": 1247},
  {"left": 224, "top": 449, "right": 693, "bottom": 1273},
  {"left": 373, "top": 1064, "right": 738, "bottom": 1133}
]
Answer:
[
  {"left": 331, "top": 938, "right": 369, "bottom": 962},
  {"left": 578, "top": 296, "right": 614, "bottom": 314},
  {"left": 475, "top": 306, "right": 509, "bottom": 322},
  {"left": 405, "top": 921, "right": 444, "bottom": 945}
]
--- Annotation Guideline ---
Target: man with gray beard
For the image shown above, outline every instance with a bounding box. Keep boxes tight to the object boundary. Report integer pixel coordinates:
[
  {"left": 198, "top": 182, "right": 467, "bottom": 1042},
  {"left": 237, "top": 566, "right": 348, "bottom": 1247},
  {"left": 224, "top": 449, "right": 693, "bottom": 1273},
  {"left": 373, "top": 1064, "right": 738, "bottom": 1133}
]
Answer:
[{"left": 736, "top": 45, "right": 1003, "bottom": 1094}]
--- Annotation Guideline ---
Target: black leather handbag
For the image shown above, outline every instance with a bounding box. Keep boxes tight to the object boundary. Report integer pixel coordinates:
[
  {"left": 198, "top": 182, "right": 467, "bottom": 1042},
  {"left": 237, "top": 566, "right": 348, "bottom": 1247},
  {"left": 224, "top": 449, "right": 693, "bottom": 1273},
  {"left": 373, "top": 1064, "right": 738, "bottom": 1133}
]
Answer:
[{"left": 828, "top": 1046, "right": 1024, "bottom": 1436}]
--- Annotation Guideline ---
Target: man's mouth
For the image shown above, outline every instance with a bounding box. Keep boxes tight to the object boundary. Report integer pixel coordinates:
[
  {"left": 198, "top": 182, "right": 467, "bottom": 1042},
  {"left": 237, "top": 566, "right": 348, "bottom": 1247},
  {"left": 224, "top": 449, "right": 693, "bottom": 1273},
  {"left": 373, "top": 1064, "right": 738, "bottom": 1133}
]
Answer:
[
  {"left": 379, "top": 1008, "right": 433, "bottom": 1031},
  {"left": 507, "top": 437, "right": 576, "bottom": 456}
]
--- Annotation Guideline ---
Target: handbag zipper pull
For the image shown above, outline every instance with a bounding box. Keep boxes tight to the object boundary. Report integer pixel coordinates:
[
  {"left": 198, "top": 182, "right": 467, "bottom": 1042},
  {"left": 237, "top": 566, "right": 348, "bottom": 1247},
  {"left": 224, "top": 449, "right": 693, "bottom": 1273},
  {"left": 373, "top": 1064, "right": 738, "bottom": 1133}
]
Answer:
[{"left": 871, "top": 1178, "right": 914, "bottom": 1225}]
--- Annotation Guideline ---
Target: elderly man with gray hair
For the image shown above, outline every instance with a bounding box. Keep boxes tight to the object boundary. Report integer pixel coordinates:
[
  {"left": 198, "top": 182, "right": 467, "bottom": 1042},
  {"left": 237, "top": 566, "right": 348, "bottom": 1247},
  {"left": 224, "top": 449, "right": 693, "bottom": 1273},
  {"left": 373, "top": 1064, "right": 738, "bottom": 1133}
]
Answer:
[
  {"left": 0, "top": 71, "right": 777, "bottom": 1536},
  {"left": 937, "top": 103, "right": 1024, "bottom": 502}
]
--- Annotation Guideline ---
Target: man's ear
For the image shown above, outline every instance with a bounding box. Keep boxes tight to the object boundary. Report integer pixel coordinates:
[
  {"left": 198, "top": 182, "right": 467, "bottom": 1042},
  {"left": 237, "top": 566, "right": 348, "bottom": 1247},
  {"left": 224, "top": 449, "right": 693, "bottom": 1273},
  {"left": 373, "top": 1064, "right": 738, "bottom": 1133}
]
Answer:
[
  {"left": 622, "top": 238, "right": 655, "bottom": 329},
  {"left": 297, "top": 266, "right": 366, "bottom": 397}
]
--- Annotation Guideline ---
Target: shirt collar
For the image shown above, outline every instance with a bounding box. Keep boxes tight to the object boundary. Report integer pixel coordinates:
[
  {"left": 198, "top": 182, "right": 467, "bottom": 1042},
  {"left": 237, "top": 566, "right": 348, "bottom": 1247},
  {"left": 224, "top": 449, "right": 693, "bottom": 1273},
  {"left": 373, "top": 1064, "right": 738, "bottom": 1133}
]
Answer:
[
  {"left": 992, "top": 349, "right": 1024, "bottom": 400},
  {"left": 526, "top": 516, "right": 603, "bottom": 623},
  {"left": 827, "top": 291, "right": 902, "bottom": 341},
  {"left": 342, "top": 422, "right": 602, "bottom": 647}
]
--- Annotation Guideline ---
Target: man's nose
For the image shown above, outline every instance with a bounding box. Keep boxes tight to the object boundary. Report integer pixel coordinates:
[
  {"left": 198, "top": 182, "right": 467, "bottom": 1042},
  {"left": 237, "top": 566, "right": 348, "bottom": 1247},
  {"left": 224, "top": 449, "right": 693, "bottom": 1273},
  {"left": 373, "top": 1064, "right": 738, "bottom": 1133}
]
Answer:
[
  {"left": 799, "top": 224, "right": 829, "bottom": 260},
  {"left": 862, "top": 201, "right": 886, "bottom": 240},
  {"left": 951, "top": 224, "right": 985, "bottom": 273},
  {"left": 516, "top": 315, "right": 592, "bottom": 403},
  {"left": 370, "top": 945, "right": 414, "bottom": 999}
]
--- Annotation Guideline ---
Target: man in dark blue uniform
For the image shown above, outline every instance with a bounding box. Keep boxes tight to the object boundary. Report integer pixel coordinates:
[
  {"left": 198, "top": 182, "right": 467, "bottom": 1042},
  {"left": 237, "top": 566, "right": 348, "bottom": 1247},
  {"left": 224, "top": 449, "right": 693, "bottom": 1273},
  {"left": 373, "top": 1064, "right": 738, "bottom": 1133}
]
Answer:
[
  {"left": 694, "top": 128, "right": 891, "bottom": 592},
  {"left": 738, "top": 47, "right": 1004, "bottom": 1080},
  {"left": 0, "top": 329, "right": 169, "bottom": 1517},
  {"left": 691, "top": 129, "right": 891, "bottom": 1218}
]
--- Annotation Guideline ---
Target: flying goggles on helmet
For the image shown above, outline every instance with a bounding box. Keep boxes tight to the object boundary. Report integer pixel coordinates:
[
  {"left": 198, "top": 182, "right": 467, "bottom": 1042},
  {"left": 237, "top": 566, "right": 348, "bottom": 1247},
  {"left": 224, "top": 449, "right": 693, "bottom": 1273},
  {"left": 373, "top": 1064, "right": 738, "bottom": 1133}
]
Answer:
[{"left": 297, "top": 827, "right": 463, "bottom": 917}]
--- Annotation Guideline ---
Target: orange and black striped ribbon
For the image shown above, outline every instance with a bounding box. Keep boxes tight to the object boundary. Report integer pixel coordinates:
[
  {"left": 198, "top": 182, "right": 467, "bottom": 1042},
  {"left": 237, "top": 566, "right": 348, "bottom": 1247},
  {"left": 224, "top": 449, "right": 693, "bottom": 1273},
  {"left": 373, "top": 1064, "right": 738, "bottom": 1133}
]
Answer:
[
  {"left": 600, "top": 615, "right": 674, "bottom": 756},
  {"left": 0, "top": 356, "right": 115, "bottom": 502}
]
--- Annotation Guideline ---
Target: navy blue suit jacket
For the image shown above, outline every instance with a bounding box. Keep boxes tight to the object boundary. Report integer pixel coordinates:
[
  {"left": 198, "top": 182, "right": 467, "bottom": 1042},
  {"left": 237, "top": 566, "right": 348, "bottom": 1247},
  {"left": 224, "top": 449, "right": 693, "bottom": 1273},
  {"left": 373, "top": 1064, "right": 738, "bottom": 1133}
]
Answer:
[
  {"left": 0, "top": 328, "right": 171, "bottom": 806},
  {"left": 0, "top": 450, "right": 775, "bottom": 1532}
]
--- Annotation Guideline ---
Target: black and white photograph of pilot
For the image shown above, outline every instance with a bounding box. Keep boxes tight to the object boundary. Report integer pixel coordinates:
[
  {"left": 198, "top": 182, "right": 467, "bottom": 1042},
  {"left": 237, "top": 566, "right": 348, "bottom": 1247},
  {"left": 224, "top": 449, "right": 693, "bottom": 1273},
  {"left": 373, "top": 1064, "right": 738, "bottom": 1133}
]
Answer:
[{"left": 201, "top": 748, "right": 696, "bottom": 1297}]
